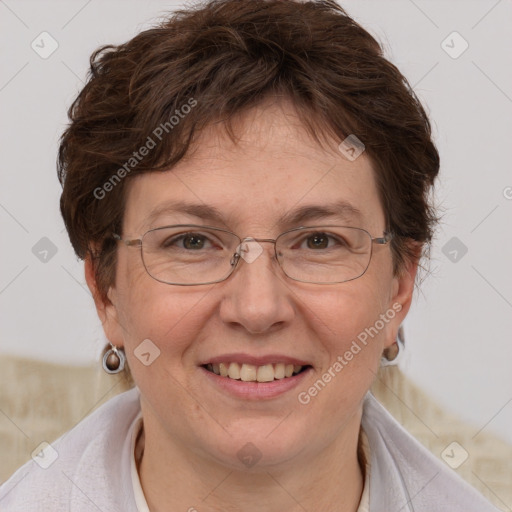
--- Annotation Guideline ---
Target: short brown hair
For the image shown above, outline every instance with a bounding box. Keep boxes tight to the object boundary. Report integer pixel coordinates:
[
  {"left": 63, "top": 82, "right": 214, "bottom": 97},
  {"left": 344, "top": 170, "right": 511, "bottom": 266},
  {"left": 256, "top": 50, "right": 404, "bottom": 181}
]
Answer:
[{"left": 58, "top": 0, "right": 439, "bottom": 305}]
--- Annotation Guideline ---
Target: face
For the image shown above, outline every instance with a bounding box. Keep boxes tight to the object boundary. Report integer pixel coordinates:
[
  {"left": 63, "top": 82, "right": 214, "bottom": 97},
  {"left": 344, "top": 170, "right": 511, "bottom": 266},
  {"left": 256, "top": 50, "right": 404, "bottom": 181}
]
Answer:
[{"left": 87, "top": 99, "right": 416, "bottom": 471}]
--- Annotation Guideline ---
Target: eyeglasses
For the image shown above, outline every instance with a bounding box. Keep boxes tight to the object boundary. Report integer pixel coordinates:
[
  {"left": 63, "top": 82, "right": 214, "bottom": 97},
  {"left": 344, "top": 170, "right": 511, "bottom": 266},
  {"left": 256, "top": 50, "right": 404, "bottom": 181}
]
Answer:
[{"left": 113, "top": 224, "right": 392, "bottom": 286}]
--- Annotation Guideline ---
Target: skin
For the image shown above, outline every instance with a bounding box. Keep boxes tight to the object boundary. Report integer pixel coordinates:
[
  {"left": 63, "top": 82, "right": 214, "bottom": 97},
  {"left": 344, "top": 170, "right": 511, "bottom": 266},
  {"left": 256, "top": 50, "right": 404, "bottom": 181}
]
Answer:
[{"left": 85, "top": 98, "right": 418, "bottom": 512}]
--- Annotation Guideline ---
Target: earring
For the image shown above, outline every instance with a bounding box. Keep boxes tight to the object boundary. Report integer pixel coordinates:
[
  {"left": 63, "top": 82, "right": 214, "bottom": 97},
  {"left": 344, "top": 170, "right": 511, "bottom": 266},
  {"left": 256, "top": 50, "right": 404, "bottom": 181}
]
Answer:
[
  {"left": 102, "top": 343, "right": 126, "bottom": 374},
  {"left": 381, "top": 325, "right": 405, "bottom": 367}
]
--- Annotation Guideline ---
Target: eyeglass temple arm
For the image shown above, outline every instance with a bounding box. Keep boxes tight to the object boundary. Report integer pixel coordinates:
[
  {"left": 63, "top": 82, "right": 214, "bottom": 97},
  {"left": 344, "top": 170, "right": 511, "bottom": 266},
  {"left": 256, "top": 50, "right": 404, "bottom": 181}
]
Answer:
[
  {"left": 112, "top": 233, "right": 141, "bottom": 247},
  {"left": 372, "top": 232, "right": 393, "bottom": 245}
]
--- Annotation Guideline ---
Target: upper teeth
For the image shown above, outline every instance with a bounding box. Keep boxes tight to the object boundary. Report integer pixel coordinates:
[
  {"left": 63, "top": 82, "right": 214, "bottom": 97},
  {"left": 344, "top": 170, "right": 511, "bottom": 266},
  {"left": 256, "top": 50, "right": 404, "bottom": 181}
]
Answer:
[{"left": 205, "top": 362, "right": 304, "bottom": 382}]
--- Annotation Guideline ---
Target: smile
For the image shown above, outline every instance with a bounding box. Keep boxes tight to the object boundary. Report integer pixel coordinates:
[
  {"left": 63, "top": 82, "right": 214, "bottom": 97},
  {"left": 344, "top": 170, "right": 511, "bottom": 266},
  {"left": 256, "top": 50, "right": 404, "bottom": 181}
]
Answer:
[{"left": 203, "top": 362, "right": 309, "bottom": 382}]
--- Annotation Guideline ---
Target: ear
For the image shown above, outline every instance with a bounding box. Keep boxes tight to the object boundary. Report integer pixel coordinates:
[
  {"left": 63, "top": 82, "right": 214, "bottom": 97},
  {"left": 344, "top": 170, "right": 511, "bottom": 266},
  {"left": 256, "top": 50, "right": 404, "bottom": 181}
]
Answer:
[
  {"left": 383, "top": 244, "right": 421, "bottom": 350},
  {"left": 84, "top": 255, "right": 125, "bottom": 348}
]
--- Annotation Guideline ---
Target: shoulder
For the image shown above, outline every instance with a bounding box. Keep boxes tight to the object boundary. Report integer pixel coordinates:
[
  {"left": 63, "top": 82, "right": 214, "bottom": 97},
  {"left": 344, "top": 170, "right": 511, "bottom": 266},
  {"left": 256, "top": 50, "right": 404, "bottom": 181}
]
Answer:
[
  {"left": 362, "top": 393, "right": 500, "bottom": 512},
  {"left": 0, "top": 387, "right": 141, "bottom": 512}
]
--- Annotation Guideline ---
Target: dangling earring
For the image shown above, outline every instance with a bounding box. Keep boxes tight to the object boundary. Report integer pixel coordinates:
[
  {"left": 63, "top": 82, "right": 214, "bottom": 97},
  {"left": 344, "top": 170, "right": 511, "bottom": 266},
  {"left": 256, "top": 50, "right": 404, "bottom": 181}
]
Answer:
[
  {"left": 381, "top": 325, "right": 405, "bottom": 367},
  {"left": 102, "top": 343, "right": 126, "bottom": 374}
]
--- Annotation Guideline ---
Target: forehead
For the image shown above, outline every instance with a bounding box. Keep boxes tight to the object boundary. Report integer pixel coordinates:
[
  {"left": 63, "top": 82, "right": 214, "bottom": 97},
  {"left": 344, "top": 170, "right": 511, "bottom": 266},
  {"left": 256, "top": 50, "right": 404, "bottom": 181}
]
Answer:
[{"left": 123, "top": 100, "right": 385, "bottom": 235}]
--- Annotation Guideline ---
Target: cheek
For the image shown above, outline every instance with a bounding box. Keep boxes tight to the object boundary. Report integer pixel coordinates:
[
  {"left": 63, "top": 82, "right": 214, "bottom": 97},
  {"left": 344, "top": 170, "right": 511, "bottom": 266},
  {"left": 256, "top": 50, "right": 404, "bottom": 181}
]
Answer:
[
  {"left": 114, "top": 252, "right": 213, "bottom": 371},
  {"left": 308, "top": 278, "right": 390, "bottom": 350},
  {"left": 294, "top": 284, "right": 391, "bottom": 421},
  {"left": 120, "top": 297, "right": 218, "bottom": 376},
  {"left": 303, "top": 279, "right": 393, "bottom": 383}
]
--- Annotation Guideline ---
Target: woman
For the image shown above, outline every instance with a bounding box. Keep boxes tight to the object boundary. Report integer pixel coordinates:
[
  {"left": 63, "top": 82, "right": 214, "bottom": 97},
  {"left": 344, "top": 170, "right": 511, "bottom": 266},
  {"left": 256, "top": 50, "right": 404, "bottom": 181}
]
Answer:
[{"left": 0, "top": 0, "right": 500, "bottom": 510}]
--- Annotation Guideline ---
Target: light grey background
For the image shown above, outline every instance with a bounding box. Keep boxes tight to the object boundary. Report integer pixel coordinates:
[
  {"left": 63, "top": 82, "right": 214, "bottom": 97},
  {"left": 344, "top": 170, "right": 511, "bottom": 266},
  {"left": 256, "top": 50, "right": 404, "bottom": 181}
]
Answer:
[{"left": 1, "top": 0, "right": 511, "bottom": 445}]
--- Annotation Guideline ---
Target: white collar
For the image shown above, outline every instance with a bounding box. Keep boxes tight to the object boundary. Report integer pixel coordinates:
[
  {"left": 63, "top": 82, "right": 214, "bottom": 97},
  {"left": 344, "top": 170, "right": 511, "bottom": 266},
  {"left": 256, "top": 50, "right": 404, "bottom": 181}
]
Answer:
[
  {"left": 357, "top": 429, "right": 371, "bottom": 512},
  {"left": 130, "top": 412, "right": 150, "bottom": 512}
]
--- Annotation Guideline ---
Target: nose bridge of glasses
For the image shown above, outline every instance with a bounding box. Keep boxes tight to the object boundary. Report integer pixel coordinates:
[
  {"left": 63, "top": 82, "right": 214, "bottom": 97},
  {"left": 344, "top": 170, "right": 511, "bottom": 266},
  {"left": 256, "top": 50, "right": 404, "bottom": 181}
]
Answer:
[
  {"left": 234, "top": 236, "right": 279, "bottom": 266},
  {"left": 242, "top": 237, "right": 277, "bottom": 246}
]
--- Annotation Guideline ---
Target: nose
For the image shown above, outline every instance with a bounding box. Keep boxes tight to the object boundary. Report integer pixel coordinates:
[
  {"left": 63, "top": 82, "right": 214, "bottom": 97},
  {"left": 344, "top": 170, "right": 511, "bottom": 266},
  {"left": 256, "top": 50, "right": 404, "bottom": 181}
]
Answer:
[{"left": 219, "top": 238, "right": 295, "bottom": 334}]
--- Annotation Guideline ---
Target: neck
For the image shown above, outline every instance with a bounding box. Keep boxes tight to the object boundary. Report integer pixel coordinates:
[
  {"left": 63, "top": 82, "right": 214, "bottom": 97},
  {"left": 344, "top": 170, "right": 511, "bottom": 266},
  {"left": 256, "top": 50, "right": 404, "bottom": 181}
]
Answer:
[{"left": 136, "top": 411, "right": 365, "bottom": 512}]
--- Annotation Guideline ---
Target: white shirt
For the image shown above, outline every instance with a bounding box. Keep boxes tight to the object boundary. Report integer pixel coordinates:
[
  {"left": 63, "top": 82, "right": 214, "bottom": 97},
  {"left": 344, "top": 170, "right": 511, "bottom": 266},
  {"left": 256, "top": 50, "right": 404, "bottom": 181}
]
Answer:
[{"left": 0, "top": 387, "right": 499, "bottom": 511}]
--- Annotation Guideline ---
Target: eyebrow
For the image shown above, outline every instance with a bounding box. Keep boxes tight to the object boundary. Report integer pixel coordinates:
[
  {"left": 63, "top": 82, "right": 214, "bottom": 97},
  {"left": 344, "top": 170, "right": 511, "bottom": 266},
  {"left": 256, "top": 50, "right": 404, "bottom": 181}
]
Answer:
[
  {"left": 144, "top": 199, "right": 363, "bottom": 228},
  {"left": 280, "top": 201, "right": 363, "bottom": 226}
]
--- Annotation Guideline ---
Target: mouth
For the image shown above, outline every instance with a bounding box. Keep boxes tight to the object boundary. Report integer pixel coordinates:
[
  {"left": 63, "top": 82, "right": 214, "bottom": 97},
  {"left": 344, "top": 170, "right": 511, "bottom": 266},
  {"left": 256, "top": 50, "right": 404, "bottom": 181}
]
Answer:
[
  {"left": 198, "top": 353, "right": 314, "bottom": 400},
  {"left": 201, "top": 362, "right": 312, "bottom": 383}
]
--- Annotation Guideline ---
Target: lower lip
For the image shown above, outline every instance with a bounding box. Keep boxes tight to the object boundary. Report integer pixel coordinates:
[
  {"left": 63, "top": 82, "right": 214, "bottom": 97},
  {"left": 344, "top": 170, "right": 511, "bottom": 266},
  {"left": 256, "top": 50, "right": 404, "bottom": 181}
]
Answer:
[{"left": 199, "top": 366, "right": 313, "bottom": 400}]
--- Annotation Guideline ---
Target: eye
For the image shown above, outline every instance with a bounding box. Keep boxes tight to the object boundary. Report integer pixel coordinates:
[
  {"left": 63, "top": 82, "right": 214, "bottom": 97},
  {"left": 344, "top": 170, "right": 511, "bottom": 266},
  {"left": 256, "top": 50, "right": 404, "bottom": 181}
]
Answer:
[
  {"left": 163, "top": 232, "right": 214, "bottom": 250},
  {"left": 300, "top": 232, "right": 347, "bottom": 250},
  {"left": 305, "top": 233, "right": 329, "bottom": 249}
]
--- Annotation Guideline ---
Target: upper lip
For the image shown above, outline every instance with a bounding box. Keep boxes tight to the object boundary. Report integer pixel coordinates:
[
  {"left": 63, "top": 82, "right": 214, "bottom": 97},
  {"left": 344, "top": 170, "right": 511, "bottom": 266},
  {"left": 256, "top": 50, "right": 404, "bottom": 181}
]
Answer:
[{"left": 199, "top": 353, "right": 312, "bottom": 367}]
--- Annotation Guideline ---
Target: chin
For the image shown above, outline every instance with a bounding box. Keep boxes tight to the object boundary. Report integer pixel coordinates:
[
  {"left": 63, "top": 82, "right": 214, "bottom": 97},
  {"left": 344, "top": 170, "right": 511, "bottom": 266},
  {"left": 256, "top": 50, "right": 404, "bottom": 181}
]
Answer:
[{"left": 195, "top": 417, "right": 310, "bottom": 471}]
